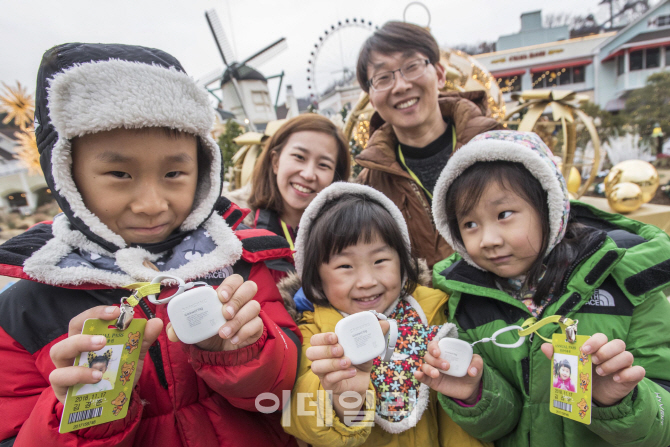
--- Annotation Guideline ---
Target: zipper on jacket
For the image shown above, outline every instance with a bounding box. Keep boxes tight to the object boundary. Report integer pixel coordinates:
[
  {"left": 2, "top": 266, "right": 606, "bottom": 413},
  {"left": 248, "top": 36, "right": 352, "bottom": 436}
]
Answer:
[
  {"left": 138, "top": 299, "right": 169, "bottom": 389},
  {"left": 521, "top": 357, "right": 530, "bottom": 395}
]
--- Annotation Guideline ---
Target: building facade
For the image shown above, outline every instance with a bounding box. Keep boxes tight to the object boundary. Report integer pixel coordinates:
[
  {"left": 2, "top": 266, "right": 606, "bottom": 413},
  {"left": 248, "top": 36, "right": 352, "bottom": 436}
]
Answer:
[{"left": 475, "top": 2, "right": 670, "bottom": 113}]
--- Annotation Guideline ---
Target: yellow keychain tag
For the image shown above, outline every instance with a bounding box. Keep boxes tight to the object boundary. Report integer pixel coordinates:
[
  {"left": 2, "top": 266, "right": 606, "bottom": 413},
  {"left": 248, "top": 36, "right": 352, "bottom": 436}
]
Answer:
[
  {"left": 59, "top": 318, "right": 146, "bottom": 433},
  {"left": 550, "top": 331, "right": 592, "bottom": 425}
]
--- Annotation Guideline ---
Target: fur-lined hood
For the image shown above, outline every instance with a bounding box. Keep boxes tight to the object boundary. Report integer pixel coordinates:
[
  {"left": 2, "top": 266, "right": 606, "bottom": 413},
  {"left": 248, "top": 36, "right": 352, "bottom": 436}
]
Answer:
[
  {"left": 35, "top": 43, "right": 222, "bottom": 254},
  {"left": 431, "top": 130, "right": 570, "bottom": 270},
  {"left": 21, "top": 43, "right": 244, "bottom": 287}
]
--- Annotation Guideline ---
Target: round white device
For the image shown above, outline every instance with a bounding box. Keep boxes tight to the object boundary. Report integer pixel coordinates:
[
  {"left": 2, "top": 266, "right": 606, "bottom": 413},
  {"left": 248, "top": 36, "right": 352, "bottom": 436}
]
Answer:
[
  {"left": 334, "top": 311, "right": 397, "bottom": 365},
  {"left": 146, "top": 275, "right": 226, "bottom": 345},
  {"left": 166, "top": 287, "right": 226, "bottom": 345},
  {"left": 437, "top": 338, "right": 473, "bottom": 377}
]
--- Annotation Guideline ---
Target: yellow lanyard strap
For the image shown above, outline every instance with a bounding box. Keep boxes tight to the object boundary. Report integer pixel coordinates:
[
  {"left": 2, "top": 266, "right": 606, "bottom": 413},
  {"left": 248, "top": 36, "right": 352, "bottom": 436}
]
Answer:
[
  {"left": 397, "top": 125, "right": 457, "bottom": 200},
  {"left": 518, "top": 315, "right": 577, "bottom": 343},
  {"left": 280, "top": 219, "right": 296, "bottom": 251},
  {"left": 121, "top": 282, "right": 162, "bottom": 307}
]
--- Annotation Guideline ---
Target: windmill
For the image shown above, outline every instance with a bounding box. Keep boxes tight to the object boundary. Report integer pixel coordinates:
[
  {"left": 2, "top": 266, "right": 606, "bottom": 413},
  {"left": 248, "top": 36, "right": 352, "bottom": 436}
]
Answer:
[{"left": 202, "top": 9, "right": 287, "bottom": 132}]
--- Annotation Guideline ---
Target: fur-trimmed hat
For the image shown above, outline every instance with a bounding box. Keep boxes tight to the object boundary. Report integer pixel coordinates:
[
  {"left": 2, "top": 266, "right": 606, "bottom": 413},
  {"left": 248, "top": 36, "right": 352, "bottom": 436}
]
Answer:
[
  {"left": 35, "top": 43, "right": 222, "bottom": 253},
  {"left": 293, "top": 182, "right": 411, "bottom": 276},
  {"left": 431, "top": 130, "right": 570, "bottom": 269}
]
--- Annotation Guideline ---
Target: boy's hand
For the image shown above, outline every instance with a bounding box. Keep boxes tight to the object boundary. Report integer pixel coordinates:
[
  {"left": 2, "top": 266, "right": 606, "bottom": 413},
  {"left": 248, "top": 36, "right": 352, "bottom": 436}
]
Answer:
[
  {"left": 49, "top": 306, "right": 163, "bottom": 404},
  {"left": 166, "top": 274, "right": 264, "bottom": 352},
  {"left": 541, "top": 333, "right": 645, "bottom": 407},
  {"left": 415, "top": 339, "right": 483, "bottom": 404}
]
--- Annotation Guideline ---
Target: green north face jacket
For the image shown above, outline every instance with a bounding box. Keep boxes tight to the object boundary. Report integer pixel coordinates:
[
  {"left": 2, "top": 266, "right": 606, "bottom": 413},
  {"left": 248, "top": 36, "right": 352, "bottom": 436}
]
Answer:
[{"left": 432, "top": 203, "right": 670, "bottom": 447}]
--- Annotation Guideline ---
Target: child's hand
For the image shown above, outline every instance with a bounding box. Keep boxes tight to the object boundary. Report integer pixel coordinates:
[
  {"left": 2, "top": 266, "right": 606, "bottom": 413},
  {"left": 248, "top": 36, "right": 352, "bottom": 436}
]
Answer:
[
  {"left": 541, "top": 333, "right": 646, "bottom": 407},
  {"left": 306, "top": 332, "right": 374, "bottom": 397},
  {"left": 49, "top": 306, "right": 163, "bottom": 404},
  {"left": 166, "top": 274, "right": 264, "bottom": 351},
  {"left": 414, "top": 339, "right": 483, "bottom": 404}
]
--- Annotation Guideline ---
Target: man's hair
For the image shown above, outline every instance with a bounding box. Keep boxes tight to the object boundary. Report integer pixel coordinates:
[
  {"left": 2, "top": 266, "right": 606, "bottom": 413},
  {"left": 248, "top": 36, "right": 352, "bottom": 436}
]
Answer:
[
  {"left": 249, "top": 114, "right": 351, "bottom": 214},
  {"left": 301, "top": 193, "right": 419, "bottom": 308},
  {"left": 356, "top": 21, "right": 440, "bottom": 93}
]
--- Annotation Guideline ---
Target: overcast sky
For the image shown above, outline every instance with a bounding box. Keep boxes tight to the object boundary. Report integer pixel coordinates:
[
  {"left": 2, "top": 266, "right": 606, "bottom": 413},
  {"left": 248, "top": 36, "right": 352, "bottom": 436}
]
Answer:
[{"left": 1, "top": 0, "right": 632, "bottom": 107}]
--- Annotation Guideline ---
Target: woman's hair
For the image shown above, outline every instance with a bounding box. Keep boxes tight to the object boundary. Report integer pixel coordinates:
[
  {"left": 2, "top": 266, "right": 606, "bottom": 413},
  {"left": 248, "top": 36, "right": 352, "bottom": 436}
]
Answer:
[
  {"left": 301, "top": 193, "right": 419, "bottom": 307},
  {"left": 88, "top": 349, "right": 113, "bottom": 368},
  {"left": 356, "top": 21, "right": 440, "bottom": 93},
  {"left": 249, "top": 114, "right": 351, "bottom": 214},
  {"left": 555, "top": 359, "right": 572, "bottom": 375},
  {"left": 444, "top": 161, "right": 600, "bottom": 305}
]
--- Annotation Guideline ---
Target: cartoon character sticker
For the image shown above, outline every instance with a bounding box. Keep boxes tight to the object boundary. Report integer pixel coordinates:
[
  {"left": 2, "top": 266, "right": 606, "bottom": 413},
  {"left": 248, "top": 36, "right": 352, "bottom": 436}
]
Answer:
[
  {"left": 577, "top": 398, "right": 589, "bottom": 419},
  {"left": 125, "top": 331, "right": 140, "bottom": 354},
  {"left": 111, "top": 392, "right": 128, "bottom": 416},
  {"left": 579, "top": 351, "right": 588, "bottom": 366},
  {"left": 119, "top": 361, "right": 135, "bottom": 386},
  {"left": 579, "top": 372, "right": 590, "bottom": 393}
]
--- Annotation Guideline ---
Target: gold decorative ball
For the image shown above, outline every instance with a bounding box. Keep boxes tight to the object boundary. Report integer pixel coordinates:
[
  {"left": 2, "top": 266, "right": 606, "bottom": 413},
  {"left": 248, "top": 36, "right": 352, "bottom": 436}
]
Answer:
[
  {"left": 607, "top": 182, "right": 644, "bottom": 214},
  {"left": 604, "top": 159, "right": 659, "bottom": 203},
  {"left": 567, "top": 167, "right": 581, "bottom": 194}
]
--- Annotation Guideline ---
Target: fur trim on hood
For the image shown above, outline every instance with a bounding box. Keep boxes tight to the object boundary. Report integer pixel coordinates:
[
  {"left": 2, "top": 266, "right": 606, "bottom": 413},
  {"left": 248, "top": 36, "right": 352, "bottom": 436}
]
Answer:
[
  {"left": 35, "top": 43, "right": 221, "bottom": 253},
  {"left": 294, "top": 182, "right": 411, "bottom": 276},
  {"left": 431, "top": 130, "right": 570, "bottom": 269}
]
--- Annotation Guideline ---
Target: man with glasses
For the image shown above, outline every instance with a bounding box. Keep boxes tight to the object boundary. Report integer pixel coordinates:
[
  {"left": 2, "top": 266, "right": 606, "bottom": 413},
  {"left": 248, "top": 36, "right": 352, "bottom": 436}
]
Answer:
[{"left": 355, "top": 21, "right": 500, "bottom": 269}]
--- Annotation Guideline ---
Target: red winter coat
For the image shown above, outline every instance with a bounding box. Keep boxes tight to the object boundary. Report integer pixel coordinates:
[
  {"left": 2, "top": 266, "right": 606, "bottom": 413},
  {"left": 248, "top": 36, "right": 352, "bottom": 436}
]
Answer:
[{"left": 0, "top": 206, "right": 301, "bottom": 447}]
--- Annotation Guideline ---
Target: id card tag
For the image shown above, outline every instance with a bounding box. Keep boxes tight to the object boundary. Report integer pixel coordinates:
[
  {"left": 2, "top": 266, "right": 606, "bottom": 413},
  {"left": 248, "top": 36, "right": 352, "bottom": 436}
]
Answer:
[
  {"left": 550, "top": 333, "right": 592, "bottom": 425},
  {"left": 59, "top": 318, "right": 146, "bottom": 433}
]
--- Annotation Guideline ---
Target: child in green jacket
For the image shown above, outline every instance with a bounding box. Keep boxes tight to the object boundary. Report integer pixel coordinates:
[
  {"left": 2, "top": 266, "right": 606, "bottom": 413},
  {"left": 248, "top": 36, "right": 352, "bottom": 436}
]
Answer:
[{"left": 416, "top": 130, "right": 670, "bottom": 446}]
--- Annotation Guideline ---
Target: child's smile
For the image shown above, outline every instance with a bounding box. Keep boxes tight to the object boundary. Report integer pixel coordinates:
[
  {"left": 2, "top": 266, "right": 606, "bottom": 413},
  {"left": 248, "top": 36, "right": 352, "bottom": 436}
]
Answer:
[
  {"left": 318, "top": 237, "right": 402, "bottom": 315},
  {"left": 71, "top": 128, "right": 199, "bottom": 245},
  {"left": 458, "top": 182, "right": 543, "bottom": 279}
]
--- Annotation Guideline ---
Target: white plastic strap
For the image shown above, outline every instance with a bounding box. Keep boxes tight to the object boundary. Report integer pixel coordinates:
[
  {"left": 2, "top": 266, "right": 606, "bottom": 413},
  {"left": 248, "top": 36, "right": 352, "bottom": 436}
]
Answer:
[
  {"left": 382, "top": 320, "right": 398, "bottom": 362},
  {"left": 145, "top": 274, "right": 207, "bottom": 305},
  {"left": 368, "top": 310, "right": 398, "bottom": 362},
  {"left": 471, "top": 325, "right": 525, "bottom": 349}
]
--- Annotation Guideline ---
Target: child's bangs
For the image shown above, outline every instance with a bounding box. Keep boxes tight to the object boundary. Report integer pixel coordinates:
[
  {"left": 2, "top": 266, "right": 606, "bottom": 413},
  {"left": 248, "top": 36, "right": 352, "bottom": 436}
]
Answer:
[
  {"left": 312, "top": 196, "right": 404, "bottom": 265},
  {"left": 446, "top": 161, "right": 542, "bottom": 222}
]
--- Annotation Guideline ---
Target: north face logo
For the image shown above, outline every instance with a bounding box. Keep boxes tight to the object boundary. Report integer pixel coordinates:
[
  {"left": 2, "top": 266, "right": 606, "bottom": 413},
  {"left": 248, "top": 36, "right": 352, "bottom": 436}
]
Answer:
[{"left": 586, "top": 289, "right": 615, "bottom": 307}]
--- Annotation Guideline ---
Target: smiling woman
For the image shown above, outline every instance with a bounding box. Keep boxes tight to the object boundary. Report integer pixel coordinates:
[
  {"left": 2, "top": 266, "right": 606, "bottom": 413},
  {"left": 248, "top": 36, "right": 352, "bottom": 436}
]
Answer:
[{"left": 249, "top": 114, "right": 351, "bottom": 251}]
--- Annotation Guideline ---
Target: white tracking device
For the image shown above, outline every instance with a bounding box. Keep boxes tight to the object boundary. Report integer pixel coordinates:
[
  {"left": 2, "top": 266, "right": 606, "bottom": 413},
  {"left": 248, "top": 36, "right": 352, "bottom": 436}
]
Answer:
[
  {"left": 147, "top": 274, "right": 226, "bottom": 345},
  {"left": 437, "top": 339, "right": 474, "bottom": 377},
  {"left": 438, "top": 325, "right": 525, "bottom": 377},
  {"left": 334, "top": 311, "right": 398, "bottom": 365}
]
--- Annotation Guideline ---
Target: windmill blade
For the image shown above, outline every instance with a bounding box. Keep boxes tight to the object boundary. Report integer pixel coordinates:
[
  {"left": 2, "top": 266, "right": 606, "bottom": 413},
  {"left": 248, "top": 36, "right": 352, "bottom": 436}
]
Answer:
[
  {"left": 242, "top": 38, "right": 287, "bottom": 69},
  {"left": 196, "top": 67, "right": 224, "bottom": 87},
  {"left": 205, "top": 9, "right": 236, "bottom": 66}
]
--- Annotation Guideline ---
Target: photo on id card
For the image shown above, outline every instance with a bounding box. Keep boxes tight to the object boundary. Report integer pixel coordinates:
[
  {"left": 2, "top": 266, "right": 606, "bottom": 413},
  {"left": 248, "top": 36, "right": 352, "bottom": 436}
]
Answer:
[
  {"left": 59, "top": 318, "right": 145, "bottom": 433},
  {"left": 550, "top": 333, "right": 592, "bottom": 425}
]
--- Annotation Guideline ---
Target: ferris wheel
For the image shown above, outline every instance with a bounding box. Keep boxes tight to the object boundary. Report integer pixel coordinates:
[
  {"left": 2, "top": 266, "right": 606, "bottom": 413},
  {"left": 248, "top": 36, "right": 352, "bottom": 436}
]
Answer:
[{"left": 307, "top": 18, "right": 378, "bottom": 104}]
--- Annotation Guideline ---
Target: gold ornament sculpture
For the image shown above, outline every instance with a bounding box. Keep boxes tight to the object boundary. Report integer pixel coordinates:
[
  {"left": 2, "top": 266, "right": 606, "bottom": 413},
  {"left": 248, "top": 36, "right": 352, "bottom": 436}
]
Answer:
[
  {"left": 505, "top": 90, "right": 601, "bottom": 199},
  {"left": 0, "top": 81, "right": 34, "bottom": 131},
  {"left": 343, "top": 48, "right": 507, "bottom": 149},
  {"left": 604, "top": 159, "right": 659, "bottom": 206},
  {"left": 13, "top": 127, "right": 41, "bottom": 174},
  {"left": 607, "top": 182, "right": 644, "bottom": 214},
  {"left": 229, "top": 120, "right": 287, "bottom": 190},
  {"left": 0, "top": 81, "right": 41, "bottom": 173},
  {"left": 440, "top": 48, "right": 506, "bottom": 122}
]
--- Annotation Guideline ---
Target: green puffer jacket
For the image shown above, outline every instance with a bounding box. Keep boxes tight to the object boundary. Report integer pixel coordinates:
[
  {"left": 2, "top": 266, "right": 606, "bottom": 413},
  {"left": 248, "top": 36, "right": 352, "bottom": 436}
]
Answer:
[{"left": 432, "top": 202, "right": 670, "bottom": 447}]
